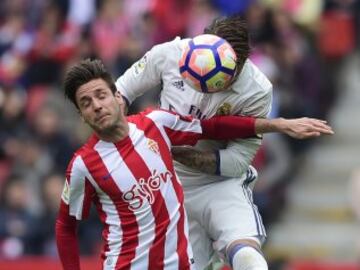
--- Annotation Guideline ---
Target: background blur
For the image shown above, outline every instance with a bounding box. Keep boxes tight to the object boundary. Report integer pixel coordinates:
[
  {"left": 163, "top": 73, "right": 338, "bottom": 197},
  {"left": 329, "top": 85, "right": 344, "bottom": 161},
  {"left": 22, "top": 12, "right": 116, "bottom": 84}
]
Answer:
[{"left": 0, "top": 0, "right": 359, "bottom": 269}]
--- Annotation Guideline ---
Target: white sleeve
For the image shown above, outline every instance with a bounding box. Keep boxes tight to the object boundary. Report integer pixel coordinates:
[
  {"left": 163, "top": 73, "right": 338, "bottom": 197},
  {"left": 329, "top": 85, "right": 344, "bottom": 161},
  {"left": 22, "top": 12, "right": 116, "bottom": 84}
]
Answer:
[
  {"left": 219, "top": 85, "right": 273, "bottom": 177},
  {"left": 115, "top": 43, "right": 167, "bottom": 105},
  {"left": 63, "top": 155, "right": 94, "bottom": 220}
]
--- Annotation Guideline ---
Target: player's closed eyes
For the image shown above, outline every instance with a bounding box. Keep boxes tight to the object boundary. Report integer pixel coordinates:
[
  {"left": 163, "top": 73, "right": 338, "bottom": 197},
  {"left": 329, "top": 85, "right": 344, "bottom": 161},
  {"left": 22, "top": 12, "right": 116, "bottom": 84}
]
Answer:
[{"left": 80, "top": 99, "right": 91, "bottom": 109}]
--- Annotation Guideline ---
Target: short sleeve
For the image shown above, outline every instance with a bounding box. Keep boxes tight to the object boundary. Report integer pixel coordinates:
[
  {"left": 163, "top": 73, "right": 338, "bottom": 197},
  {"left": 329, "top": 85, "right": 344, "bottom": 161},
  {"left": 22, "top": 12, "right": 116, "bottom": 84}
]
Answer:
[
  {"left": 144, "top": 109, "right": 203, "bottom": 146},
  {"left": 63, "top": 154, "right": 95, "bottom": 220}
]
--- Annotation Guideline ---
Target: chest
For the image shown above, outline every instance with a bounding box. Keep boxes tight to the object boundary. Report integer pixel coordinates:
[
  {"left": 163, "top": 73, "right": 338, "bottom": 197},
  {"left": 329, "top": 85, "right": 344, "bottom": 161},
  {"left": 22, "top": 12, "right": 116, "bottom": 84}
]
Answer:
[
  {"left": 160, "top": 67, "right": 246, "bottom": 119},
  {"left": 89, "top": 134, "right": 174, "bottom": 211}
]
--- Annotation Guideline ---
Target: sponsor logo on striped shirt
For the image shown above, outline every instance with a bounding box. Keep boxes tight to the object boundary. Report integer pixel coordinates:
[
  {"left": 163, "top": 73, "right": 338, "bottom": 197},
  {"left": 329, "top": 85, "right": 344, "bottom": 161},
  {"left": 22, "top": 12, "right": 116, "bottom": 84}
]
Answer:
[{"left": 122, "top": 170, "right": 173, "bottom": 211}]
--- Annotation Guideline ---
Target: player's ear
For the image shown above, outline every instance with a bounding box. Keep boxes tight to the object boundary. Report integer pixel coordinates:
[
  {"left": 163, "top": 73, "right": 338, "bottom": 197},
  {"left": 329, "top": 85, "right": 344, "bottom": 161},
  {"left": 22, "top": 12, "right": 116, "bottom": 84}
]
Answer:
[{"left": 115, "top": 91, "right": 124, "bottom": 105}]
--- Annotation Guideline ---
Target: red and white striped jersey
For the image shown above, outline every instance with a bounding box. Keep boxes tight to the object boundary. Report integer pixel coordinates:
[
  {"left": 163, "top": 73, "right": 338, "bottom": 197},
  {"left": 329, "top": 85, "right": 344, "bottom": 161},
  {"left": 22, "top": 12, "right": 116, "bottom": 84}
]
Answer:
[{"left": 61, "top": 109, "right": 201, "bottom": 270}]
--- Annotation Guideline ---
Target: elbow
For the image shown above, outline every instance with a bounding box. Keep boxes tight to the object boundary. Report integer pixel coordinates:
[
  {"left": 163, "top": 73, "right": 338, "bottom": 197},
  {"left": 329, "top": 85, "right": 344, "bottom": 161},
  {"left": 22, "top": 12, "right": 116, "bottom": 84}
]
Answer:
[{"left": 220, "top": 161, "right": 249, "bottom": 178}]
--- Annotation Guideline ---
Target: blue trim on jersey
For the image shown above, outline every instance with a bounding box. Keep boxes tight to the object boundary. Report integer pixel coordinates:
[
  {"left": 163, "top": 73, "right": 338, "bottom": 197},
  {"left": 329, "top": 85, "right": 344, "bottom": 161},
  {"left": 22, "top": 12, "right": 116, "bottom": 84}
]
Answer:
[
  {"left": 227, "top": 244, "right": 263, "bottom": 267},
  {"left": 227, "top": 244, "right": 247, "bottom": 267},
  {"left": 242, "top": 180, "right": 266, "bottom": 237},
  {"left": 215, "top": 150, "right": 221, "bottom": 175}
]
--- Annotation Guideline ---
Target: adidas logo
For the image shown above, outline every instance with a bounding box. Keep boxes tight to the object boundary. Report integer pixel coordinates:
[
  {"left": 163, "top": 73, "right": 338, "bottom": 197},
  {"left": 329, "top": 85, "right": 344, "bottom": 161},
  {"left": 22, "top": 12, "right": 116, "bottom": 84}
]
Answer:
[{"left": 172, "top": 80, "right": 184, "bottom": 91}]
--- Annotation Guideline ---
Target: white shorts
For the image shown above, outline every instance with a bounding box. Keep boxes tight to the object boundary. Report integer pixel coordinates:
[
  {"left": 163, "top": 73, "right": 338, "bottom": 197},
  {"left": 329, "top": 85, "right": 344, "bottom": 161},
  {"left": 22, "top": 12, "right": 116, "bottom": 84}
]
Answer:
[{"left": 183, "top": 167, "right": 266, "bottom": 269}]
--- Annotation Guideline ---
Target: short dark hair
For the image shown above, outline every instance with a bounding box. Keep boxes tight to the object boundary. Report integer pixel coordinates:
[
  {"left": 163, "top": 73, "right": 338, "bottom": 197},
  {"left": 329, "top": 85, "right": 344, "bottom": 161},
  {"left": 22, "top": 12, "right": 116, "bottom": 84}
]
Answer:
[
  {"left": 204, "top": 15, "right": 250, "bottom": 71},
  {"left": 64, "top": 59, "right": 117, "bottom": 108}
]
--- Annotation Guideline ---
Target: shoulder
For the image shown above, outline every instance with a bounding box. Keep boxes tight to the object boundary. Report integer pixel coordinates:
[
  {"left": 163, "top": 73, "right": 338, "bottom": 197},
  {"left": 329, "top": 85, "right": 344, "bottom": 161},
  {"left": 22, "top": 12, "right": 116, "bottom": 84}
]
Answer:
[
  {"left": 152, "top": 37, "right": 188, "bottom": 53},
  {"left": 139, "top": 108, "right": 178, "bottom": 120},
  {"left": 149, "top": 37, "right": 189, "bottom": 63},
  {"left": 232, "top": 59, "right": 273, "bottom": 96},
  {"left": 230, "top": 60, "right": 273, "bottom": 116},
  {"left": 130, "top": 108, "right": 181, "bottom": 127}
]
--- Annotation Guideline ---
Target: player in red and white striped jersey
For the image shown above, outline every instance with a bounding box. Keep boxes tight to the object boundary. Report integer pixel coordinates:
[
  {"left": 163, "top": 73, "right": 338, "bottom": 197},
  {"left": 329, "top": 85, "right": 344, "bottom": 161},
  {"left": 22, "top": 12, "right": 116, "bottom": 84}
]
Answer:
[{"left": 56, "top": 59, "right": 333, "bottom": 270}]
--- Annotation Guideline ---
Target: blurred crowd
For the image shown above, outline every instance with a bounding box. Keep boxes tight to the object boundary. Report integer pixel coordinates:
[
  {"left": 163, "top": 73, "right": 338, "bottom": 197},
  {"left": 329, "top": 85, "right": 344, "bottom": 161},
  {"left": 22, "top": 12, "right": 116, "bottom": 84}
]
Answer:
[{"left": 0, "top": 0, "right": 359, "bottom": 261}]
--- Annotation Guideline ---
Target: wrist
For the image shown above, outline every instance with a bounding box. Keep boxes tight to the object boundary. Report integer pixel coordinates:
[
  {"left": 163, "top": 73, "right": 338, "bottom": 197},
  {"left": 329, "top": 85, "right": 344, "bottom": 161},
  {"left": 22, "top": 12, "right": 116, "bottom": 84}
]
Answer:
[
  {"left": 255, "top": 118, "right": 286, "bottom": 134},
  {"left": 270, "top": 118, "right": 286, "bottom": 133}
]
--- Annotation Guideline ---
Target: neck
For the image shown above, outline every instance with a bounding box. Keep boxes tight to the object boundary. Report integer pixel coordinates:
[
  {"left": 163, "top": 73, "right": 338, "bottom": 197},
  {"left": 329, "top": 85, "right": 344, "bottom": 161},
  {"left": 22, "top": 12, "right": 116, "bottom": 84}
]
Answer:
[{"left": 96, "top": 120, "right": 129, "bottom": 143}]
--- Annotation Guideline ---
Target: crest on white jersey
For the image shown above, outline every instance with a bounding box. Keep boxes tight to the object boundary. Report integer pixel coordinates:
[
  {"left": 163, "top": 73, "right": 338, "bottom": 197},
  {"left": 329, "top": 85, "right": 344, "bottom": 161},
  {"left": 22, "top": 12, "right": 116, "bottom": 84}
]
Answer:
[
  {"left": 133, "top": 54, "right": 147, "bottom": 76},
  {"left": 216, "top": 102, "right": 232, "bottom": 116},
  {"left": 147, "top": 138, "right": 160, "bottom": 155},
  {"left": 61, "top": 180, "right": 70, "bottom": 205}
]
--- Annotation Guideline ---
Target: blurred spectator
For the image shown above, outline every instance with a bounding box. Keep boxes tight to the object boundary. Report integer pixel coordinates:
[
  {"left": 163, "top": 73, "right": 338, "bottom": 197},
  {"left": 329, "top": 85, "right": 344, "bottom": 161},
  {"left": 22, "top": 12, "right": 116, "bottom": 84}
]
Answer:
[
  {"left": 211, "top": 0, "right": 252, "bottom": 16},
  {"left": 91, "top": 0, "right": 130, "bottom": 72},
  {"left": 0, "top": 175, "right": 39, "bottom": 258},
  {"left": 0, "top": 85, "right": 27, "bottom": 144},
  {"left": 35, "top": 172, "right": 66, "bottom": 256},
  {"left": 0, "top": 12, "right": 31, "bottom": 85},
  {"left": 67, "top": 0, "right": 96, "bottom": 27},
  {"left": 186, "top": 0, "right": 219, "bottom": 37},
  {"left": 31, "top": 105, "right": 76, "bottom": 172},
  {"left": 10, "top": 136, "right": 53, "bottom": 215},
  {"left": 151, "top": 0, "right": 193, "bottom": 42},
  {"left": 25, "top": 3, "right": 80, "bottom": 87}
]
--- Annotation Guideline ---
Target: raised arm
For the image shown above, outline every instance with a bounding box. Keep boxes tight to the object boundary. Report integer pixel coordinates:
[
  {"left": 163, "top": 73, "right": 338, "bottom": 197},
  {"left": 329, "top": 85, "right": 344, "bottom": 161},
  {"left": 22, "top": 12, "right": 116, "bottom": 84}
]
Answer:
[
  {"left": 172, "top": 116, "right": 333, "bottom": 174},
  {"left": 144, "top": 108, "right": 333, "bottom": 145},
  {"left": 115, "top": 42, "right": 167, "bottom": 106},
  {"left": 201, "top": 115, "right": 333, "bottom": 141}
]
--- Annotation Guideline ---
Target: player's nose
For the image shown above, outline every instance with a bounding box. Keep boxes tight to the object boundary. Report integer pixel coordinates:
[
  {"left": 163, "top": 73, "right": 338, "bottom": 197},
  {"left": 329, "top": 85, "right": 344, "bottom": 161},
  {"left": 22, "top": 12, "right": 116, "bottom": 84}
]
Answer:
[{"left": 92, "top": 98, "right": 102, "bottom": 111}]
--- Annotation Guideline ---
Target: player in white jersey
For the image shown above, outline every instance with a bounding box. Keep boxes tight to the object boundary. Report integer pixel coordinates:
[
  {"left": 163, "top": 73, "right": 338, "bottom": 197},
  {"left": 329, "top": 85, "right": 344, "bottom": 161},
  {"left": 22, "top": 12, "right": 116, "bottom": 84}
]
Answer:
[
  {"left": 56, "top": 59, "right": 332, "bottom": 270},
  {"left": 115, "top": 16, "right": 320, "bottom": 270}
]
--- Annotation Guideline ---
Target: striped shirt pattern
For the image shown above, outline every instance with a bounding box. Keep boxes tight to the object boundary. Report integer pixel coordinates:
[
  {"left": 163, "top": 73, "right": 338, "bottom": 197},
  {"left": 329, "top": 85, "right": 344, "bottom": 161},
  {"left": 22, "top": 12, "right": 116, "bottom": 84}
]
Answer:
[{"left": 63, "top": 109, "right": 200, "bottom": 270}]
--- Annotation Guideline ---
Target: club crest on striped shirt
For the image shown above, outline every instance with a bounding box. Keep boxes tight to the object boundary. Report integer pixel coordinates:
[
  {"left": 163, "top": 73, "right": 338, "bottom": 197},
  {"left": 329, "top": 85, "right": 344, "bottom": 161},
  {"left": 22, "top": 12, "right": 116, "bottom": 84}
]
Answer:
[
  {"left": 147, "top": 138, "right": 160, "bottom": 155},
  {"left": 216, "top": 102, "right": 232, "bottom": 116}
]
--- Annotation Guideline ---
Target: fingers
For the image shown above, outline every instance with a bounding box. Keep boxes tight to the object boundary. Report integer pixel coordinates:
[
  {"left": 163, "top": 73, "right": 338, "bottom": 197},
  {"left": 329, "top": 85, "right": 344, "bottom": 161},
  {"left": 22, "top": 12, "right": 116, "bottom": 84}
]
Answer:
[
  {"left": 302, "top": 131, "right": 321, "bottom": 139},
  {"left": 307, "top": 123, "right": 334, "bottom": 135},
  {"left": 302, "top": 118, "right": 334, "bottom": 135}
]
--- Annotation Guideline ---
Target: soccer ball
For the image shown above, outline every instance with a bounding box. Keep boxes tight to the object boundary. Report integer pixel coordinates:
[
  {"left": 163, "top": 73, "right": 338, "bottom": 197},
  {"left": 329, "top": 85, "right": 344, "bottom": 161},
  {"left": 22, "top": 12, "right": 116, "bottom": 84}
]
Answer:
[{"left": 179, "top": 34, "right": 237, "bottom": 93}]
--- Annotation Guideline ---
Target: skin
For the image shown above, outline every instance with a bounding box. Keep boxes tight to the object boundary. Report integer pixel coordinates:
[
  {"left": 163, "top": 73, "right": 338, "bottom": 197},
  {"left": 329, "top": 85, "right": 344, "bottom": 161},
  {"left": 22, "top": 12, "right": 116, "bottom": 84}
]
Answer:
[
  {"left": 171, "top": 117, "right": 334, "bottom": 174},
  {"left": 75, "top": 78, "right": 128, "bottom": 142}
]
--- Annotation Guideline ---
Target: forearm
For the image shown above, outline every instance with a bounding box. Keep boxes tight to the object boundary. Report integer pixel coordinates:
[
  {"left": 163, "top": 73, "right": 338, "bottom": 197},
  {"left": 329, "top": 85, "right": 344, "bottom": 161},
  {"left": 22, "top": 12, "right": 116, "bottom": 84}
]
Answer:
[
  {"left": 200, "top": 116, "right": 256, "bottom": 140},
  {"left": 254, "top": 118, "right": 284, "bottom": 134},
  {"left": 200, "top": 116, "right": 296, "bottom": 140},
  {"left": 56, "top": 204, "right": 80, "bottom": 270},
  {"left": 171, "top": 146, "right": 217, "bottom": 174}
]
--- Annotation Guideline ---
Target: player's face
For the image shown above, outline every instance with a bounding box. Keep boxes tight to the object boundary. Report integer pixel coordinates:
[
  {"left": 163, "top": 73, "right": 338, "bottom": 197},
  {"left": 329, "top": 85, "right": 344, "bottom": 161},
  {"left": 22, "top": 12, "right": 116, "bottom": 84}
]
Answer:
[{"left": 75, "top": 78, "right": 125, "bottom": 133}]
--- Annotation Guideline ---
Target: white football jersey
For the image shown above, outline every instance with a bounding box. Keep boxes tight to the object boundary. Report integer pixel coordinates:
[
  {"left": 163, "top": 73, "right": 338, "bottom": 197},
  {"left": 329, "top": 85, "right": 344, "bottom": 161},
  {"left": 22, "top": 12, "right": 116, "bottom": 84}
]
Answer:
[{"left": 116, "top": 37, "right": 273, "bottom": 186}]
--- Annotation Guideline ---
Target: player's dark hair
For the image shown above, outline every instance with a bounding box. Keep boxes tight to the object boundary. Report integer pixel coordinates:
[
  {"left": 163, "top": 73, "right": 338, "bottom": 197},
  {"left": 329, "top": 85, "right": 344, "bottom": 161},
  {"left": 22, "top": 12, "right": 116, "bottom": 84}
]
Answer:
[
  {"left": 64, "top": 58, "right": 117, "bottom": 108},
  {"left": 204, "top": 15, "right": 250, "bottom": 72}
]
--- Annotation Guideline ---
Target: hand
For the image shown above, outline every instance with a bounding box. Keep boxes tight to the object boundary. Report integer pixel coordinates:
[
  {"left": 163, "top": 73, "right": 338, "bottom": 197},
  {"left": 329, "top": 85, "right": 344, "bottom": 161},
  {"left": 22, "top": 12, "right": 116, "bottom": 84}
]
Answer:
[{"left": 275, "top": 117, "right": 334, "bottom": 139}]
